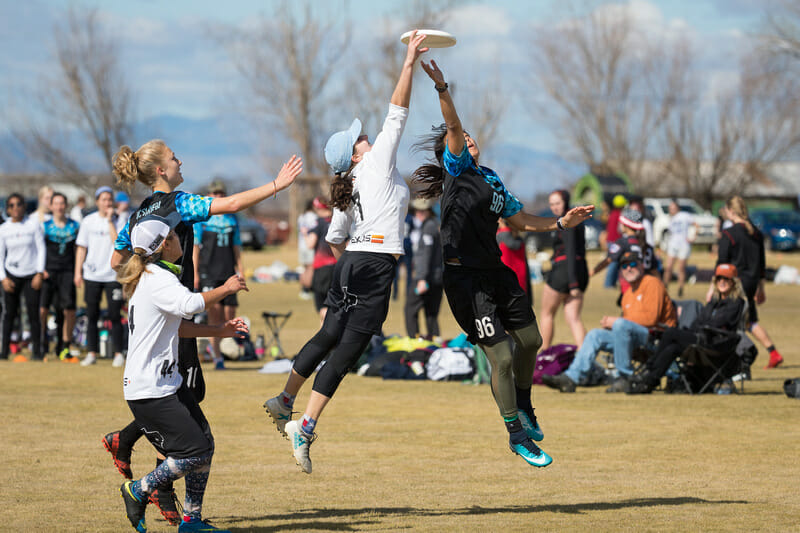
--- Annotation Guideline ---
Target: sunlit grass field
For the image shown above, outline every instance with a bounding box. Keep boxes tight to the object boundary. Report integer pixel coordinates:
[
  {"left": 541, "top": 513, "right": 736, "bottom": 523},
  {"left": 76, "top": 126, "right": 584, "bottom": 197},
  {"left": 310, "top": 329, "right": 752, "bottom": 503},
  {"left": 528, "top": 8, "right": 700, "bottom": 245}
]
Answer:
[{"left": 1, "top": 245, "right": 799, "bottom": 532}]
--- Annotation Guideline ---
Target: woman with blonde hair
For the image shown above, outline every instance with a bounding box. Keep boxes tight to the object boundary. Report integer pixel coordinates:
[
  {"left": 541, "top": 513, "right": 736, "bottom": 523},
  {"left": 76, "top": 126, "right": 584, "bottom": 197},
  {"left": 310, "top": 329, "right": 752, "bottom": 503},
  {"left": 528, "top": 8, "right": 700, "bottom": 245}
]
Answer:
[
  {"left": 116, "top": 213, "right": 248, "bottom": 532},
  {"left": 628, "top": 263, "right": 746, "bottom": 393},
  {"left": 99, "top": 139, "right": 301, "bottom": 525},
  {"left": 716, "top": 195, "right": 783, "bottom": 369},
  {"left": 36, "top": 185, "right": 54, "bottom": 224}
]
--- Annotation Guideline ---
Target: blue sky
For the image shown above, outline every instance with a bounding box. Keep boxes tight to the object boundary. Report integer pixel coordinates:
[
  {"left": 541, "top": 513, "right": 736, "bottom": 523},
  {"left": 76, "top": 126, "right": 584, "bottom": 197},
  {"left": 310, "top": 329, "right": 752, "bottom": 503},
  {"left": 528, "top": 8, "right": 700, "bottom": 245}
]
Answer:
[{"left": 0, "top": 0, "right": 774, "bottom": 195}]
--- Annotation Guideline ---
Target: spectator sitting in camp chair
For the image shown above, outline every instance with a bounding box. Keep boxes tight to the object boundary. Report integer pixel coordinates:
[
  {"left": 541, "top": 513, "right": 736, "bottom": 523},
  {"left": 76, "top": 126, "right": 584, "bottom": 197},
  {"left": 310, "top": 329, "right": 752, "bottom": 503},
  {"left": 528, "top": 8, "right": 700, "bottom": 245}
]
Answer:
[
  {"left": 543, "top": 250, "right": 677, "bottom": 393},
  {"left": 626, "top": 263, "right": 746, "bottom": 394}
]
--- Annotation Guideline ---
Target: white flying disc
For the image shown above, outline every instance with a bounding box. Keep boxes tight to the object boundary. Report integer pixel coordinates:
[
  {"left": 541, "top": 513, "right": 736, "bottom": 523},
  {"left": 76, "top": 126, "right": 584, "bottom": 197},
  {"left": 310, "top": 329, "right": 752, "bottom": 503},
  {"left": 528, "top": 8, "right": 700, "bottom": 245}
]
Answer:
[{"left": 401, "top": 29, "right": 457, "bottom": 48}]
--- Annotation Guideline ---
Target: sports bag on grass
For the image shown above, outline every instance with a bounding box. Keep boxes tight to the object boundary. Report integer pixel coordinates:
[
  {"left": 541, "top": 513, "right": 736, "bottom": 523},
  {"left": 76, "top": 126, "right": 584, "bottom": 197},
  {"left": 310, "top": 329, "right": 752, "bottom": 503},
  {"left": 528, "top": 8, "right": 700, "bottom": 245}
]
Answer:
[{"left": 533, "top": 344, "right": 577, "bottom": 385}]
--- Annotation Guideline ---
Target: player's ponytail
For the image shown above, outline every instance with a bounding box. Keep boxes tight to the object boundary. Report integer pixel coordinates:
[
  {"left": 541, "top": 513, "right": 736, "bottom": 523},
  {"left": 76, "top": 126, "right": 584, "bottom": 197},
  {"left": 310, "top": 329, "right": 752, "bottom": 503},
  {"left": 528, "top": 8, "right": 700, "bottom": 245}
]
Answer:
[
  {"left": 330, "top": 163, "right": 356, "bottom": 211},
  {"left": 726, "top": 196, "right": 755, "bottom": 235},
  {"left": 411, "top": 124, "right": 447, "bottom": 199},
  {"left": 117, "top": 248, "right": 160, "bottom": 298},
  {"left": 113, "top": 139, "right": 168, "bottom": 192}
]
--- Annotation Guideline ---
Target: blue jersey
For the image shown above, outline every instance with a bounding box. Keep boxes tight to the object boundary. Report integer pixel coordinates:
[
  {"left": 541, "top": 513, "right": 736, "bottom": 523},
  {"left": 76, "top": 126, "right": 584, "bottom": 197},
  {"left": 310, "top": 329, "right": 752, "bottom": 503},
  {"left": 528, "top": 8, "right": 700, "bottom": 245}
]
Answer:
[
  {"left": 440, "top": 143, "right": 522, "bottom": 269},
  {"left": 193, "top": 214, "right": 241, "bottom": 280},
  {"left": 43, "top": 218, "right": 80, "bottom": 272}
]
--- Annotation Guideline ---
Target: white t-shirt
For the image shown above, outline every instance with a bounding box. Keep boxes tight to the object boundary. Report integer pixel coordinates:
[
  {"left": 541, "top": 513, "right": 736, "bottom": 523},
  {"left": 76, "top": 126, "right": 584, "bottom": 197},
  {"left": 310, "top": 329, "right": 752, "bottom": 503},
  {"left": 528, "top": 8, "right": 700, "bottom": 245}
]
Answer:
[
  {"left": 0, "top": 216, "right": 46, "bottom": 279},
  {"left": 76, "top": 212, "right": 126, "bottom": 282},
  {"left": 123, "top": 264, "right": 205, "bottom": 400},
  {"left": 69, "top": 206, "right": 84, "bottom": 223},
  {"left": 668, "top": 211, "right": 694, "bottom": 247},
  {"left": 326, "top": 103, "right": 410, "bottom": 255}
]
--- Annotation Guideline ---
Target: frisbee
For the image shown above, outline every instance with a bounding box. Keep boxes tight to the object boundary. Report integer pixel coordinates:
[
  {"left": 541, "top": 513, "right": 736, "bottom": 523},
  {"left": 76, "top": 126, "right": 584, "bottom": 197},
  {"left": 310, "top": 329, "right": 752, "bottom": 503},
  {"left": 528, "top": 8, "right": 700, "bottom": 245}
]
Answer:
[{"left": 401, "top": 29, "right": 456, "bottom": 48}]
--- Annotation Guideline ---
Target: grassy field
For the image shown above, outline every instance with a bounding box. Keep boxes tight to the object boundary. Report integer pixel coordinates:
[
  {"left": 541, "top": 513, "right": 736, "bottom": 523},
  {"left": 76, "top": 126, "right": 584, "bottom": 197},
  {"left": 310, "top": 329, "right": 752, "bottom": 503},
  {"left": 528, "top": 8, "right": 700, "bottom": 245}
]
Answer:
[{"left": 1, "top": 245, "right": 799, "bottom": 532}]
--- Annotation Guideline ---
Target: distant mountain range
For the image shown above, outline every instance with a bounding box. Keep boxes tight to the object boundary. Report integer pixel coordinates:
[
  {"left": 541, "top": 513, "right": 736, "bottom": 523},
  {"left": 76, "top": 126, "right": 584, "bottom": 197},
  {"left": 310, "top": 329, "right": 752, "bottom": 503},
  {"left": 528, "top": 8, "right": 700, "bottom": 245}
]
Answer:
[{"left": 1, "top": 114, "right": 585, "bottom": 202}]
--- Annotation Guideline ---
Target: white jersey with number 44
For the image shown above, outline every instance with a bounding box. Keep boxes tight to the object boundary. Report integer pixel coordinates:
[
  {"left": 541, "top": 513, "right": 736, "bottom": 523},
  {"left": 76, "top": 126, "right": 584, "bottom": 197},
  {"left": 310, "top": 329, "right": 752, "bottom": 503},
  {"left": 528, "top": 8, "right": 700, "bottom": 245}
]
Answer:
[{"left": 123, "top": 265, "right": 205, "bottom": 401}]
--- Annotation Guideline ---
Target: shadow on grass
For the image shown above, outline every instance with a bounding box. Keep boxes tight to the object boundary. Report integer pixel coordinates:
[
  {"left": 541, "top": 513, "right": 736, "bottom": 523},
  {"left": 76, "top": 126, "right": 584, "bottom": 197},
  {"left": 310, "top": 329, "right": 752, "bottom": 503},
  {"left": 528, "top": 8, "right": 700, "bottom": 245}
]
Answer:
[{"left": 223, "top": 496, "right": 749, "bottom": 531}]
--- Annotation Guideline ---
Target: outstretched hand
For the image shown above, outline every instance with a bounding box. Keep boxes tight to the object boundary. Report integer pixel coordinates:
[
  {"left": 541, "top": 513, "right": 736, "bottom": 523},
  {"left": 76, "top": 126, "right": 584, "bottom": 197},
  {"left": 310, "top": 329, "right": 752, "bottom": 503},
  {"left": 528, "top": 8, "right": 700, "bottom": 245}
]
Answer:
[
  {"left": 274, "top": 155, "right": 303, "bottom": 191},
  {"left": 420, "top": 59, "right": 446, "bottom": 86},
  {"left": 221, "top": 317, "right": 249, "bottom": 338},
  {"left": 404, "top": 30, "right": 429, "bottom": 64},
  {"left": 223, "top": 273, "right": 249, "bottom": 294},
  {"left": 561, "top": 205, "right": 595, "bottom": 229}
]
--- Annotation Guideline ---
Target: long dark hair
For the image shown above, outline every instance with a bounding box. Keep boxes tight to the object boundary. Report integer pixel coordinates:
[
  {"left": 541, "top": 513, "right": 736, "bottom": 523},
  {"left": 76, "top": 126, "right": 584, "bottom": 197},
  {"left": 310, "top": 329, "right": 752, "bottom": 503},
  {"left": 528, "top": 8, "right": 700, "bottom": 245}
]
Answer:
[
  {"left": 551, "top": 189, "right": 571, "bottom": 215},
  {"left": 411, "top": 124, "right": 448, "bottom": 199},
  {"left": 330, "top": 160, "right": 357, "bottom": 211}
]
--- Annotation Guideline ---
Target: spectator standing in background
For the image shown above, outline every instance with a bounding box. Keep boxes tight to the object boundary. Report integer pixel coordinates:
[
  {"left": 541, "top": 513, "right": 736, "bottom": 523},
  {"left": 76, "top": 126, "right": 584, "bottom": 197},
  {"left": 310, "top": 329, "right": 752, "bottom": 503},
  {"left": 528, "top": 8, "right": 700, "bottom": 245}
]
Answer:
[
  {"left": 75, "top": 186, "right": 127, "bottom": 367},
  {"left": 715, "top": 195, "right": 783, "bottom": 369},
  {"left": 662, "top": 199, "right": 696, "bottom": 297},
  {"left": 193, "top": 179, "right": 244, "bottom": 370},
  {"left": 70, "top": 195, "right": 86, "bottom": 223},
  {"left": 405, "top": 198, "right": 443, "bottom": 340},
  {"left": 115, "top": 191, "right": 132, "bottom": 224},
  {"left": 496, "top": 218, "right": 531, "bottom": 307},
  {"left": 40, "top": 192, "right": 81, "bottom": 361},
  {"left": 297, "top": 199, "right": 317, "bottom": 301},
  {"left": 628, "top": 196, "right": 655, "bottom": 248},
  {"left": 603, "top": 194, "right": 627, "bottom": 288},
  {"left": 0, "top": 193, "right": 46, "bottom": 361},
  {"left": 304, "top": 196, "right": 337, "bottom": 324},
  {"left": 539, "top": 189, "right": 588, "bottom": 351},
  {"left": 36, "top": 186, "right": 54, "bottom": 224}
]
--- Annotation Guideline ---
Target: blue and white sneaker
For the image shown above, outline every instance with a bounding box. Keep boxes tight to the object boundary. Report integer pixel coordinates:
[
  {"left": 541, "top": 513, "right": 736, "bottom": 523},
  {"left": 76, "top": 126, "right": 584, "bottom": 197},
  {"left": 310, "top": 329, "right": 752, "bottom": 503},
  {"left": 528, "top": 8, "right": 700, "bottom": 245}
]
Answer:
[
  {"left": 285, "top": 420, "right": 316, "bottom": 474},
  {"left": 264, "top": 396, "right": 293, "bottom": 438},
  {"left": 178, "top": 517, "right": 230, "bottom": 532},
  {"left": 509, "top": 437, "right": 553, "bottom": 468},
  {"left": 518, "top": 409, "right": 544, "bottom": 442}
]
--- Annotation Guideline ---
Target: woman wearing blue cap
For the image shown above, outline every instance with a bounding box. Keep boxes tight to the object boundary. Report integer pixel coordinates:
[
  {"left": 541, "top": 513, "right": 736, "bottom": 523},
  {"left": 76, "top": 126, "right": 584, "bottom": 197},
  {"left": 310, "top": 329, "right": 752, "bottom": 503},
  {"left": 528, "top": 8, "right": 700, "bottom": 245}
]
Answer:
[
  {"left": 99, "top": 139, "right": 301, "bottom": 525},
  {"left": 263, "top": 30, "right": 430, "bottom": 474},
  {"left": 75, "top": 186, "right": 127, "bottom": 367}
]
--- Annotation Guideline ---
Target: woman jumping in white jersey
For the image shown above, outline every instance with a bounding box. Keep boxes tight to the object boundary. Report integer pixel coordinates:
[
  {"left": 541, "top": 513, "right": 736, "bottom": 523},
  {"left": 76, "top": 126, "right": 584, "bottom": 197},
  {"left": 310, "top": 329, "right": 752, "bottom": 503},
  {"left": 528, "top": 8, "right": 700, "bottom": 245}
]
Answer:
[{"left": 263, "top": 31, "right": 430, "bottom": 474}]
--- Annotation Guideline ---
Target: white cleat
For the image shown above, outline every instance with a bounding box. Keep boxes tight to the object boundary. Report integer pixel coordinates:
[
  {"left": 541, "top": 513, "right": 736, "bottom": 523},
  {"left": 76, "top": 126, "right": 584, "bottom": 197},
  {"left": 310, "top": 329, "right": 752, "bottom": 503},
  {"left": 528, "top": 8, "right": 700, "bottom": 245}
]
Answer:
[
  {"left": 80, "top": 353, "right": 97, "bottom": 366},
  {"left": 263, "top": 396, "right": 293, "bottom": 438},
  {"left": 112, "top": 353, "right": 125, "bottom": 368},
  {"left": 285, "top": 420, "right": 315, "bottom": 474}
]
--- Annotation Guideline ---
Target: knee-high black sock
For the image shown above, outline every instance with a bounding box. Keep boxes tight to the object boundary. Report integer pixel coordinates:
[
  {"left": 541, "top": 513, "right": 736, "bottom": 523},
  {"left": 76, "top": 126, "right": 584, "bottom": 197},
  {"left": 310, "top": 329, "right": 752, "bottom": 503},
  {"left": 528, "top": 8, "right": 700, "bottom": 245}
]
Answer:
[{"left": 117, "top": 421, "right": 144, "bottom": 460}]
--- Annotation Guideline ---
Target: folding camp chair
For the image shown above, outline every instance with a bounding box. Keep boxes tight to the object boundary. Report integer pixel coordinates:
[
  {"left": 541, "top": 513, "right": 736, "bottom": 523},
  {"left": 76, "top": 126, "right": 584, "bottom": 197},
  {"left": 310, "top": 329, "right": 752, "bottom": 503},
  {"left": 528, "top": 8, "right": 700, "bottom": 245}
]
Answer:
[
  {"left": 261, "top": 311, "right": 292, "bottom": 358},
  {"left": 674, "top": 301, "right": 756, "bottom": 394}
]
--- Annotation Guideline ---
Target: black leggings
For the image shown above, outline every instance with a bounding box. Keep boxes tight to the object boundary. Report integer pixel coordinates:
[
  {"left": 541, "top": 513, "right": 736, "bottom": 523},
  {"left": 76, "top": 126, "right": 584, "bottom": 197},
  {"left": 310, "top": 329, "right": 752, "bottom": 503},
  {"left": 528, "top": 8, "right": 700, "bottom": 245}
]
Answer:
[
  {"left": 84, "top": 280, "right": 124, "bottom": 353},
  {"left": 644, "top": 327, "right": 699, "bottom": 384},
  {"left": 2, "top": 274, "right": 42, "bottom": 358},
  {"left": 292, "top": 311, "right": 373, "bottom": 398},
  {"left": 404, "top": 282, "right": 443, "bottom": 338}
]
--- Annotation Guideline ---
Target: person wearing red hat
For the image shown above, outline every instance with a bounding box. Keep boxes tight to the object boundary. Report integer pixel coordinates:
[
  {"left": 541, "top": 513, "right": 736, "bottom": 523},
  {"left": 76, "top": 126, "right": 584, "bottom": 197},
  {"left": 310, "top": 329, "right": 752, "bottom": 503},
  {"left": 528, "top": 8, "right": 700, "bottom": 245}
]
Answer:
[
  {"left": 590, "top": 207, "right": 656, "bottom": 294},
  {"left": 304, "top": 196, "right": 336, "bottom": 324},
  {"left": 628, "top": 263, "right": 746, "bottom": 393}
]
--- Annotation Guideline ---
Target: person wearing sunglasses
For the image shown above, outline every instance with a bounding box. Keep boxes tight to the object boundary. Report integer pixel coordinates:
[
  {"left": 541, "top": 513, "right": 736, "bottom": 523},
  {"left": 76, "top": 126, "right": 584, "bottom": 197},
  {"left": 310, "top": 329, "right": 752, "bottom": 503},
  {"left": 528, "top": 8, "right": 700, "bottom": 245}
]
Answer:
[
  {"left": 0, "top": 193, "right": 46, "bottom": 361},
  {"left": 543, "top": 250, "right": 676, "bottom": 393},
  {"left": 628, "top": 263, "right": 746, "bottom": 394}
]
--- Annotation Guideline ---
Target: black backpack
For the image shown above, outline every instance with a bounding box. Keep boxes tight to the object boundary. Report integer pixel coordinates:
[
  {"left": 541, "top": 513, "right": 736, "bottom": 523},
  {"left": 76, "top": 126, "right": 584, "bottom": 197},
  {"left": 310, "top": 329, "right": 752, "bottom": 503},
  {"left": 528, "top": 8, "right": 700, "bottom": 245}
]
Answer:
[{"left": 784, "top": 378, "right": 800, "bottom": 399}]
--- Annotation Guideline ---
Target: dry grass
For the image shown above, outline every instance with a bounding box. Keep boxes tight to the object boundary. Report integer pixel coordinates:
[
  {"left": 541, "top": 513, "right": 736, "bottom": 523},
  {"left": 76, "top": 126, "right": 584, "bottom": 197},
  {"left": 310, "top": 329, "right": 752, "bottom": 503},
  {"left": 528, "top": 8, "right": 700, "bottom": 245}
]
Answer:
[{"left": 1, "top": 245, "right": 799, "bottom": 532}]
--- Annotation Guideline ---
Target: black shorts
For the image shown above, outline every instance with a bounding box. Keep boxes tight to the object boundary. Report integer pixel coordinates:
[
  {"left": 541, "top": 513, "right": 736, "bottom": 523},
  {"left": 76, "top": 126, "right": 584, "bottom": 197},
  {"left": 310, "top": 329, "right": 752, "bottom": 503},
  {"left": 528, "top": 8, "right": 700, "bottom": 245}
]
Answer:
[
  {"left": 546, "top": 259, "right": 589, "bottom": 294},
  {"left": 178, "top": 336, "right": 205, "bottom": 403},
  {"left": 443, "top": 264, "right": 536, "bottom": 346},
  {"left": 201, "top": 279, "right": 238, "bottom": 307},
  {"left": 323, "top": 251, "right": 397, "bottom": 335},
  {"left": 127, "top": 386, "right": 213, "bottom": 459},
  {"left": 311, "top": 264, "right": 335, "bottom": 311},
  {"left": 40, "top": 270, "right": 76, "bottom": 310}
]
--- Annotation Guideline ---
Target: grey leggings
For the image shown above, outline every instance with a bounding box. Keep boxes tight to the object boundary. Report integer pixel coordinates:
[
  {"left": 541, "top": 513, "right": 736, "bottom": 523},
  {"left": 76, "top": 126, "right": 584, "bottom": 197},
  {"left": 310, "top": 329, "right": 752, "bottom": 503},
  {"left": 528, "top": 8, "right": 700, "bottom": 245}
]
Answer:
[{"left": 481, "top": 322, "right": 543, "bottom": 420}]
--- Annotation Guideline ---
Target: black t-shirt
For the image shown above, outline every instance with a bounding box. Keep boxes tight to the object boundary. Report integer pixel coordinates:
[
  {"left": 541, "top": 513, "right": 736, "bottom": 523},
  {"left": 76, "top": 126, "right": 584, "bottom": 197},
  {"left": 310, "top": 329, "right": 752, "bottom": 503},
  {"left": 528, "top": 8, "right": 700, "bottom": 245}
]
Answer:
[
  {"left": 718, "top": 222, "right": 765, "bottom": 287},
  {"left": 608, "top": 234, "right": 656, "bottom": 273},
  {"left": 43, "top": 218, "right": 80, "bottom": 272},
  {"left": 195, "top": 214, "right": 239, "bottom": 281}
]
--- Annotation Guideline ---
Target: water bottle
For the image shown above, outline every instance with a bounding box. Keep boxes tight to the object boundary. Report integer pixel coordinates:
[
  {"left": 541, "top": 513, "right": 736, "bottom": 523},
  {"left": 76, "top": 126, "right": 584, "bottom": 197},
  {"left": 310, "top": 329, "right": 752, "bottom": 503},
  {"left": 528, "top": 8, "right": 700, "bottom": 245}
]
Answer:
[
  {"left": 255, "top": 334, "right": 265, "bottom": 359},
  {"left": 99, "top": 330, "right": 110, "bottom": 358}
]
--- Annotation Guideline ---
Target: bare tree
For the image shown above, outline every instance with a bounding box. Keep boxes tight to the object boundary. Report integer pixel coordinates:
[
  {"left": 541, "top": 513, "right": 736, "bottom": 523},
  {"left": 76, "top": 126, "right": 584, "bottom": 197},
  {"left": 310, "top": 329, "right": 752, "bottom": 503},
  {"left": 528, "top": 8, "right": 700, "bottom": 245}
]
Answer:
[
  {"left": 658, "top": 51, "right": 800, "bottom": 208},
  {"left": 761, "top": 0, "right": 800, "bottom": 62},
  {"left": 10, "top": 7, "right": 133, "bottom": 189}
]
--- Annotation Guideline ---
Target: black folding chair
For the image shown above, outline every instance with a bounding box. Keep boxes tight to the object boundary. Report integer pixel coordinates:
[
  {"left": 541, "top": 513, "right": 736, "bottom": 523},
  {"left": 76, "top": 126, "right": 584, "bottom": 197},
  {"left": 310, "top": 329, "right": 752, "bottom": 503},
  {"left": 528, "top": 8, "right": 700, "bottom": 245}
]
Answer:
[{"left": 261, "top": 311, "right": 292, "bottom": 358}]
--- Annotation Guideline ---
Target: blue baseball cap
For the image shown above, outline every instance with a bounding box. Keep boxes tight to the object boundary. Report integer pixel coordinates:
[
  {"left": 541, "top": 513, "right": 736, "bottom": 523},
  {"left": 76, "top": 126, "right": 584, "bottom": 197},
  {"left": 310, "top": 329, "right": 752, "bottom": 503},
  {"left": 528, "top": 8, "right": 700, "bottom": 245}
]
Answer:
[
  {"left": 95, "top": 186, "right": 113, "bottom": 199},
  {"left": 115, "top": 191, "right": 130, "bottom": 203},
  {"left": 324, "top": 118, "right": 362, "bottom": 174}
]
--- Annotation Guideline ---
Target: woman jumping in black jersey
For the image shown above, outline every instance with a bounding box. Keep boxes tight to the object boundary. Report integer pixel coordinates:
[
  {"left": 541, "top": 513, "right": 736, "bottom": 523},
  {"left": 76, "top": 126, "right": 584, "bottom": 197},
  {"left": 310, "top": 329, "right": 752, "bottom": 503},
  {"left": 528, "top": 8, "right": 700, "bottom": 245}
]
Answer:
[{"left": 413, "top": 60, "right": 593, "bottom": 467}]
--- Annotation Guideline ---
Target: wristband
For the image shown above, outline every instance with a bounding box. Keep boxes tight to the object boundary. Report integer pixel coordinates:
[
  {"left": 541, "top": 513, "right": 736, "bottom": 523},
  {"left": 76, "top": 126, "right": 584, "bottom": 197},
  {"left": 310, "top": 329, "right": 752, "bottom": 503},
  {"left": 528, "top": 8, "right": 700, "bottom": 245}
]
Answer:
[
  {"left": 272, "top": 181, "right": 278, "bottom": 199},
  {"left": 556, "top": 217, "right": 565, "bottom": 231},
  {"left": 435, "top": 83, "right": 449, "bottom": 93}
]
